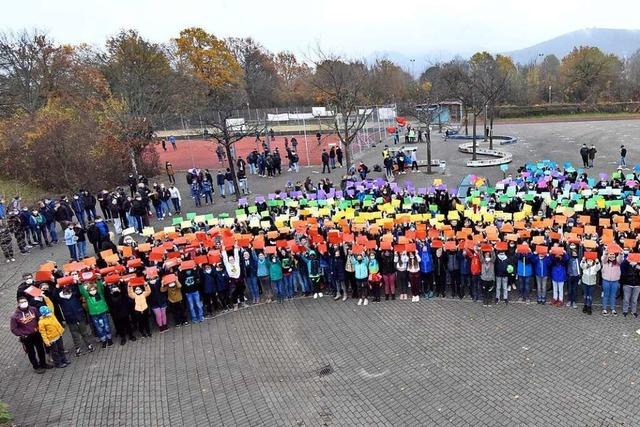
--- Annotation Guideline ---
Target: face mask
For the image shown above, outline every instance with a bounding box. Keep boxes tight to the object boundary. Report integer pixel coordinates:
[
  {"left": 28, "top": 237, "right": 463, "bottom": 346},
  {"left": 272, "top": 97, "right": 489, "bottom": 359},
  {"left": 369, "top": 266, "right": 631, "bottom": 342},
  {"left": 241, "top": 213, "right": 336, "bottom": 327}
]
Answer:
[
  {"left": 370, "top": 256, "right": 375, "bottom": 260},
  {"left": 498, "top": 253, "right": 507, "bottom": 261},
  {"left": 89, "top": 290, "right": 97, "bottom": 296},
  {"left": 357, "top": 257, "right": 363, "bottom": 261},
  {"left": 169, "top": 283, "right": 176, "bottom": 288},
  {"left": 25, "top": 279, "right": 33, "bottom": 285},
  {"left": 134, "top": 288, "right": 143, "bottom": 295},
  {"left": 18, "top": 302, "right": 28, "bottom": 309},
  {"left": 485, "top": 257, "right": 491, "bottom": 262},
  {"left": 59, "top": 292, "right": 72, "bottom": 300},
  {"left": 205, "top": 269, "right": 212, "bottom": 274},
  {"left": 41, "top": 286, "right": 49, "bottom": 292},
  {"left": 34, "top": 296, "right": 43, "bottom": 301}
]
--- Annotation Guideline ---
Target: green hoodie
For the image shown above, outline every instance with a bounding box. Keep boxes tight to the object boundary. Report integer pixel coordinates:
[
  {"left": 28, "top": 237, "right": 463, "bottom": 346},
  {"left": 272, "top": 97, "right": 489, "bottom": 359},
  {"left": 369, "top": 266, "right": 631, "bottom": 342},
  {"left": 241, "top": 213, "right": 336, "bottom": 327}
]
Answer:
[
  {"left": 78, "top": 280, "right": 109, "bottom": 316},
  {"left": 266, "top": 256, "right": 283, "bottom": 281}
]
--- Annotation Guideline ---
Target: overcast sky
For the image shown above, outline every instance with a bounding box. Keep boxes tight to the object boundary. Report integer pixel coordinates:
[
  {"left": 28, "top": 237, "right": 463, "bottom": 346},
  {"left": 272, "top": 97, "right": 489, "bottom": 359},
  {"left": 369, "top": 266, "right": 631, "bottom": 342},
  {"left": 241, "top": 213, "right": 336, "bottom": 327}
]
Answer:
[{"left": 2, "top": 0, "right": 639, "bottom": 58}]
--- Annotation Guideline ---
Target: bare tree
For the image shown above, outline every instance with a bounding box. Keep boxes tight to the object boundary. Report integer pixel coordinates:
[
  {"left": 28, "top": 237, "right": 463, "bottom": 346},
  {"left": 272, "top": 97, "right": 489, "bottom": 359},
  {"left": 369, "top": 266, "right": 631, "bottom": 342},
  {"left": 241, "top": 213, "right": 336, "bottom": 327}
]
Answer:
[{"left": 311, "top": 51, "right": 375, "bottom": 171}]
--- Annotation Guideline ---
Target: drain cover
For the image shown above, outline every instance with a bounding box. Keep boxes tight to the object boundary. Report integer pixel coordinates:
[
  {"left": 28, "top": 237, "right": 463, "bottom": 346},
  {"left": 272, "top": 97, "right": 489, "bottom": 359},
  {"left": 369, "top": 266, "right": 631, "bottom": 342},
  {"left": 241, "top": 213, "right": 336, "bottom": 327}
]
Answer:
[{"left": 318, "top": 364, "right": 333, "bottom": 377}]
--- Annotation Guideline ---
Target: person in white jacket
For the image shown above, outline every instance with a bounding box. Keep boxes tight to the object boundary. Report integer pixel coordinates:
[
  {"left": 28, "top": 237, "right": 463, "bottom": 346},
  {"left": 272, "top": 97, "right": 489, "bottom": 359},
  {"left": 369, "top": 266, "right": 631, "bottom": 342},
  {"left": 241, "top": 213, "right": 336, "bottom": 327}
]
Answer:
[
  {"left": 222, "top": 246, "right": 244, "bottom": 310},
  {"left": 579, "top": 257, "right": 601, "bottom": 315},
  {"left": 168, "top": 185, "right": 181, "bottom": 214}
]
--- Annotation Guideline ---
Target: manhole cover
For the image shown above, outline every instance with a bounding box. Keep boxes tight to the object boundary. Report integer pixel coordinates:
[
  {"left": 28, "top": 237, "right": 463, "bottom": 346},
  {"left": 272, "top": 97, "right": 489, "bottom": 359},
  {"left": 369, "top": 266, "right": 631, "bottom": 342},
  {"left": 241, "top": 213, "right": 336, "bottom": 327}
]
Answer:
[{"left": 318, "top": 364, "right": 333, "bottom": 377}]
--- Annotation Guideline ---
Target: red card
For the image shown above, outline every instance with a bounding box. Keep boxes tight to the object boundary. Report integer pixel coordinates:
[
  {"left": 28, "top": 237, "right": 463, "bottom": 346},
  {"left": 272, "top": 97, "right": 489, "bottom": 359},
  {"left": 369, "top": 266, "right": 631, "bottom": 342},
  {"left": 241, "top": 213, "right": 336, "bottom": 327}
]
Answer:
[
  {"left": 265, "top": 246, "right": 277, "bottom": 254},
  {"left": 583, "top": 251, "right": 598, "bottom": 261},
  {"left": 516, "top": 244, "right": 530, "bottom": 254}
]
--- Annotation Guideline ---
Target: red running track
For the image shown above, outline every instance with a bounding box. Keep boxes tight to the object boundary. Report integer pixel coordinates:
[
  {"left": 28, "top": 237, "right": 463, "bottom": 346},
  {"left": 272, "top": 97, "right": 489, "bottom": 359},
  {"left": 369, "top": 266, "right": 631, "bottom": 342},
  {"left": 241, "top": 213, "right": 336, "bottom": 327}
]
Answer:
[{"left": 157, "top": 134, "right": 343, "bottom": 170}]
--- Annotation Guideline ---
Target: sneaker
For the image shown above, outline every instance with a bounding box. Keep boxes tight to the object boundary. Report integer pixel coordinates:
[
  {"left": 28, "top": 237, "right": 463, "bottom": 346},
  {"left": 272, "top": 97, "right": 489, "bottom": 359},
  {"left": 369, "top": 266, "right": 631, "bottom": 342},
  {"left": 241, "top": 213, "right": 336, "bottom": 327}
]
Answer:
[
  {"left": 313, "top": 293, "right": 318, "bottom": 299},
  {"left": 565, "top": 302, "right": 572, "bottom": 307},
  {"left": 129, "top": 335, "right": 137, "bottom": 342},
  {"left": 101, "top": 341, "right": 107, "bottom": 349},
  {"left": 11, "top": 258, "right": 16, "bottom": 262},
  {"left": 334, "top": 295, "right": 340, "bottom": 301},
  {"left": 415, "top": 295, "right": 419, "bottom": 302},
  {"left": 319, "top": 293, "right": 323, "bottom": 298},
  {"left": 87, "top": 344, "right": 94, "bottom": 352},
  {"left": 120, "top": 338, "right": 127, "bottom": 346},
  {"left": 357, "top": 298, "right": 363, "bottom": 306},
  {"left": 56, "top": 363, "right": 69, "bottom": 369},
  {"left": 612, "top": 310, "right": 618, "bottom": 316},
  {"left": 363, "top": 298, "right": 369, "bottom": 306},
  {"left": 75, "top": 348, "right": 83, "bottom": 357},
  {"left": 107, "top": 339, "right": 113, "bottom": 346},
  {"left": 572, "top": 303, "right": 578, "bottom": 309},
  {"left": 342, "top": 294, "right": 347, "bottom": 302},
  {"left": 602, "top": 310, "right": 609, "bottom": 316},
  {"left": 634, "top": 313, "right": 638, "bottom": 318}
]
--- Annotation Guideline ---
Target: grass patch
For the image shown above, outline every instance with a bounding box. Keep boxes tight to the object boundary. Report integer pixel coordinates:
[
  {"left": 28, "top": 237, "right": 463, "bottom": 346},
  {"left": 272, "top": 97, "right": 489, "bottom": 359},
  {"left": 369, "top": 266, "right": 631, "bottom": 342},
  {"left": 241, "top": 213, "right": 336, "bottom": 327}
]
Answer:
[
  {"left": 0, "top": 401, "right": 11, "bottom": 426},
  {"left": 0, "top": 178, "right": 46, "bottom": 206}
]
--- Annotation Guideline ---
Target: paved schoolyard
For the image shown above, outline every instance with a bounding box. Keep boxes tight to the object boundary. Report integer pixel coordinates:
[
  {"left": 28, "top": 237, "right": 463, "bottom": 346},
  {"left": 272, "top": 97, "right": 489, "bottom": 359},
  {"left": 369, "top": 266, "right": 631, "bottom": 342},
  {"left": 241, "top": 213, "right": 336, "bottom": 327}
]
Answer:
[{"left": 1, "top": 119, "right": 640, "bottom": 426}]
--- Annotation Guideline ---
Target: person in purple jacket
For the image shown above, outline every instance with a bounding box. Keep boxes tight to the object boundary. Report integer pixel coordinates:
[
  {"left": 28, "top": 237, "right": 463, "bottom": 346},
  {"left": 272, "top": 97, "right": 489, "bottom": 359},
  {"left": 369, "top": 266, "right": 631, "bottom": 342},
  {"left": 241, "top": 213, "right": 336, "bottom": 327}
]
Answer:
[{"left": 10, "top": 296, "right": 50, "bottom": 373}]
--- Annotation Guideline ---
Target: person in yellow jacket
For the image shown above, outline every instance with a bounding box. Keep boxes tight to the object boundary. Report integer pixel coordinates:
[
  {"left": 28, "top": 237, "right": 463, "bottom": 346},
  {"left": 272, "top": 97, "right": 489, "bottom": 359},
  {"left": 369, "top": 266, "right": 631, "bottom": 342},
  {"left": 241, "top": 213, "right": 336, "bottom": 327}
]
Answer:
[
  {"left": 128, "top": 279, "right": 152, "bottom": 338},
  {"left": 37, "top": 306, "right": 69, "bottom": 368}
]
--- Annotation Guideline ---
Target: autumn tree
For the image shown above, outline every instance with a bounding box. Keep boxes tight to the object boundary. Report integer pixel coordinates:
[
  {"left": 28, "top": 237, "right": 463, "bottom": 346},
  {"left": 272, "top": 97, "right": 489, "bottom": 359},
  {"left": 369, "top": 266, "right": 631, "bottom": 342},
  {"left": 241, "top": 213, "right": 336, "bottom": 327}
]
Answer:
[
  {"left": 175, "top": 27, "right": 255, "bottom": 199},
  {"left": 312, "top": 52, "right": 374, "bottom": 170},
  {"left": 370, "top": 59, "right": 413, "bottom": 102},
  {"left": 560, "top": 46, "right": 622, "bottom": 103},
  {"left": 227, "top": 37, "right": 282, "bottom": 108},
  {"left": 274, "top": 51, "right": 313, "bottom": 106},
  {"left": 98, "top": 29, "right": 176, "bottom": 175}
]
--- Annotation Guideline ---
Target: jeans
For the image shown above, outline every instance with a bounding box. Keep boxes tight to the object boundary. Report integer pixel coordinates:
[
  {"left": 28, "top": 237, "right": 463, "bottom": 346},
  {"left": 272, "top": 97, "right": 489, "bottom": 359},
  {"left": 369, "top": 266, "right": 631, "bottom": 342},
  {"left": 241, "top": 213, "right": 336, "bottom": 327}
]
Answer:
[
  {"left": 218, "top": 184, "right": 225, "bottom": 196},
  {"left": 67, "top": 244, "right": 78, "bottom": 261},
  {"left": 91, "top": 312, "right": 112, "bottom": 342},
  {"left": 193, "top": 195, "right": 201, "bottom": 207},
  {"left": 567, "top": 276, "right": 580, "bottom": 304},
  {"left": 460, "top": 274, "right": 470, "bottom": 299},
  {"left": 470, "top": 275, "right": 480, "bottom": 301},
  {"left": 203, "top": 191, "right": 213, "bottom": 204},
  {"left": 601, "top": 279, "right": 619, "bottom": 311},
  {"left": 77, "top": 240, "right": 87, "bottom": 259},
  {"left": 46, "top": 222, "right": 58, "bottom": 242},
  {"left": 518, "top": 276, "right": 532, "bottom": 300},
  {"left": 246, "top": 275, "right": 259, "bottom": 301},
  {"left": 552, "top": 280, "right": 564, "bottom": 302},
  {"left": 283, "top": 274, "right": 293, "bottom": 298},
  {"left": 75, "top": 211, "right": 86, "bottom": 228},
  {"left": 154, "top": 205, "right": 163, "bottom": 219},
  {"left": 621, "top": 156, "right": 626, "bottom": 166},
  {"left": 185, "top": 291, "right": 204, "bottom": 322},
  {"left": 583, "top": 283, "right": 594, "bottom": 307},
  {"left": 226, "top": 181, "right": 235, "bottom": 195},
  {"left": 85, "top": 207, "right": 96, "bottom": 221},
  {"left": 293, "top": 270, "right": 309, "bottom": 293},
  {"left": 160, "top": 200, "right": 171, "bottom": 216},
  {"left": 132, "top": 215, "right": 143, "bottom": 232},
  {"left": 171, "top": 198, "right": 181, "bottom": 213},
  {"left": 272, "top": 279, "right": 284, "bottom": 300},
  {"left": 622, "top": 285, "right": 640, "bottom": 314},
  {"left": 535, "top": 275, "right": 547, "bottom": 301},
  {"left": 496, "top": 276, "right": 509, "bottom": 300}
]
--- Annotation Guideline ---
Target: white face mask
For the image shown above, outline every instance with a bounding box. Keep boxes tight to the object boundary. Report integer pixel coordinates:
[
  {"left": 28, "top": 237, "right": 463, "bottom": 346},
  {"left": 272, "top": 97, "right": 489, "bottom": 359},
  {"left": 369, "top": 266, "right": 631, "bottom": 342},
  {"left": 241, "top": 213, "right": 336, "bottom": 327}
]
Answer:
[
  {"left": 59, "top": 292, "right": 72, "bottom": 300},
  {"left": 205, "top": 269, "right": 212, "bottom": 274},
  {"left": 89, "top": 290, "right": 97, "bottom": 296},
  {"left": 34, "top": 296, "right": 43, "bottom": 301},
  {"left": 168, "top": 283, "right": 176, "bottom": 288},
  {"left": 134, "top": 288, "right": 143, "bottom": 295},
  {"left": 18, "top": 302, "right": 28, "bottom": 309},
  {"left": 25, "top": 279, "right": 33, "bottom": 285}
]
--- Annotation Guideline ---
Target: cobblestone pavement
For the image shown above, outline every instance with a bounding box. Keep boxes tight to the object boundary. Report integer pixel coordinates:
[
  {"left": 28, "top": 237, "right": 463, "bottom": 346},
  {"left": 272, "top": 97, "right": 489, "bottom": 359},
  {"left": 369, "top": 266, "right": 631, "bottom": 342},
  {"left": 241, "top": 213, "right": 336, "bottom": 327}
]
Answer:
[{"left": 2, "top": 120, "right": 640, "bottom": 426}]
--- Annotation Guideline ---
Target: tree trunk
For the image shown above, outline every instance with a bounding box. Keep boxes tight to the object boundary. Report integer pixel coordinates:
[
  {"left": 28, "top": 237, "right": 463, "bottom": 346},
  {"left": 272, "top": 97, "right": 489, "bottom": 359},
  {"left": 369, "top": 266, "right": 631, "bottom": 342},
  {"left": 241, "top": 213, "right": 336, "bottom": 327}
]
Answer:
[
  {"left": 464, "top": 109, "right": 469, "bottom": 136},
  {"left": 129, "top": 146, "right": 139, "bottom": 178},
  {"left": 425, "top": 128, "right": 432, "bottom": 174},
  {"left": 489, "top": 105, "right": 495, "bottom": 150},
  {"left": 224, "top": 138, "right": 241, "bottom": 201},
  {"left": 472, "top": 112, "right": 477, "bottom": 161},
  {"left": 483, "top": 104, "right": 487, "bottom": 142},
  {"left": 343, "top": 140, "right": 352, "bottom": 172}
]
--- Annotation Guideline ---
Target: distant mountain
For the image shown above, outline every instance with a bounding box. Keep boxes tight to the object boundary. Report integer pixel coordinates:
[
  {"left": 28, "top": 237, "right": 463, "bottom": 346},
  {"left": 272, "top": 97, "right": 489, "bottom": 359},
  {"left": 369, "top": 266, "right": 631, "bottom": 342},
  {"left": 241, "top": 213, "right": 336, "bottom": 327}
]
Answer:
[{"left": 505, "top": 28, "right": 640, "bottom": 64}]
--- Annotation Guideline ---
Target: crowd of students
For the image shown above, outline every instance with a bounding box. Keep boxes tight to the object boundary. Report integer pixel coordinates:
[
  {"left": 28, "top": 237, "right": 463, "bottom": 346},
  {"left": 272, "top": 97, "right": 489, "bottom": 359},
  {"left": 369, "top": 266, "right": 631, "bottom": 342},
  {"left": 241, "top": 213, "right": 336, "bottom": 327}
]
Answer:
[{"left": 8, "top": 158, "right": 640, "bottom": 374}]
